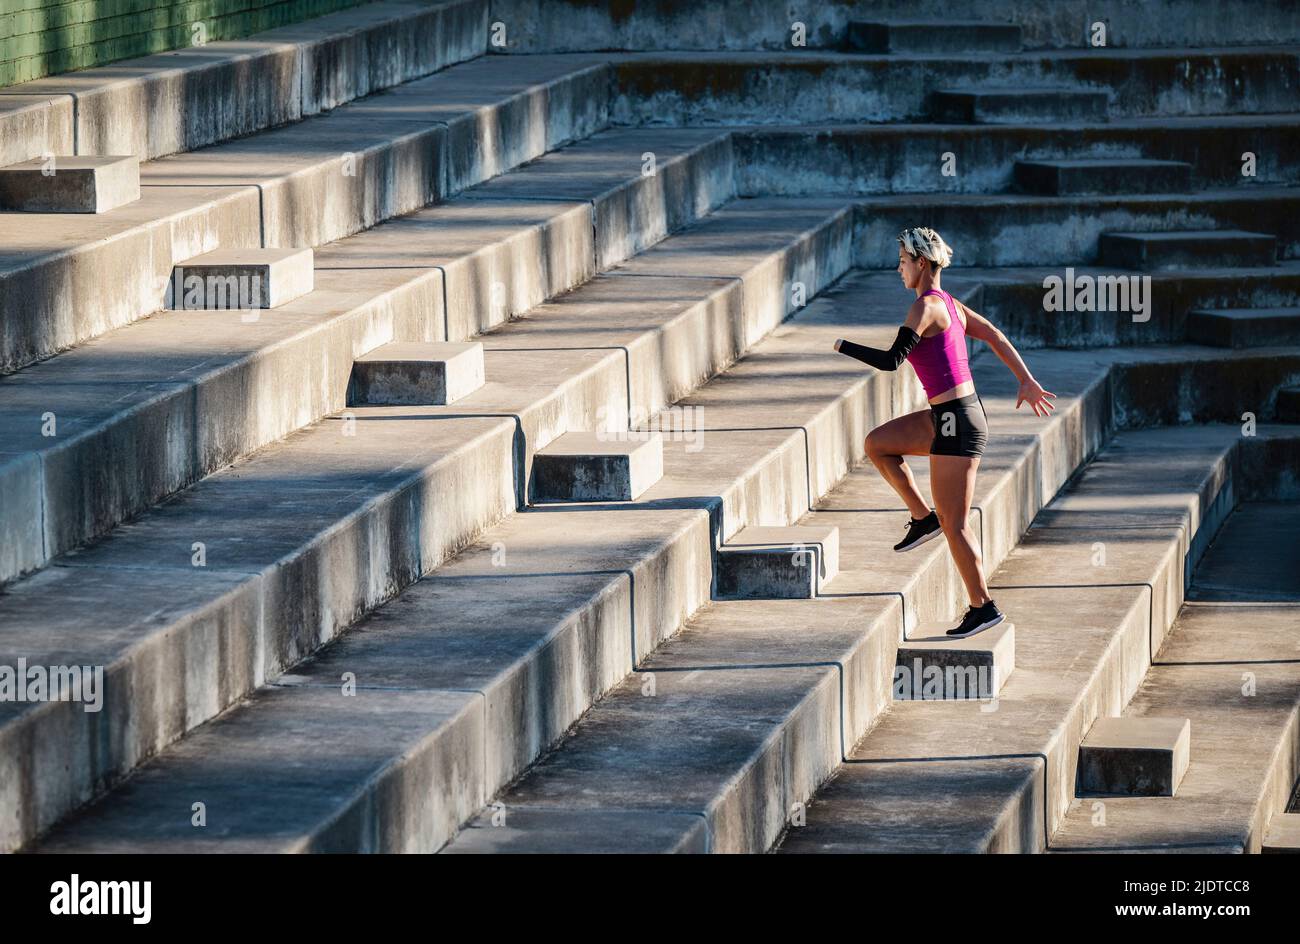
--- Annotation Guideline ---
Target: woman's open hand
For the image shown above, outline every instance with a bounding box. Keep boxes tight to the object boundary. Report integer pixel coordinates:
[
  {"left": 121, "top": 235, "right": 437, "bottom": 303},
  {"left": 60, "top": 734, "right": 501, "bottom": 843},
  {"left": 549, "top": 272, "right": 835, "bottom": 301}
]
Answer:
[
  {"left": 833, "top": 339, "right": 843, "bottom": 352},
  {"left": 1016, "top": 377, "right": 1056, "bottom": 417}
]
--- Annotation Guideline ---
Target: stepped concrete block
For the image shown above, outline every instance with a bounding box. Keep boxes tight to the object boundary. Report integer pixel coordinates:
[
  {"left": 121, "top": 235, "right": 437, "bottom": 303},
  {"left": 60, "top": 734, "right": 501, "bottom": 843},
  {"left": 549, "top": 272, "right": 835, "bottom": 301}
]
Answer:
[
  {"left": 1099, "top": 230, "right": 1278, "bottom": 271},
  {"left": 1278, "top": 387, "right": 1300, "bottom": 424},
  {"left": 170, "top": 248, "right": 314, "bottom": 310},
  {"left": 532, "top": 432, "right": 664, "bottom": 502},
  {"left": 1078, "top": 716, "right": 1191, "bottom": 797},
  {"left": 847, "top": 21, "right": 1022, "bottom": 54},
  {"left": 350, "top": 342, "right": 485, "bottom": 405},
  {"left": 1187, "top": 307, "right": 1300, "bottom": 348},
  {"left": 1263, "top": 813, "right": 1300, "bottom": 853},
  {"left": 0, "top": 155, "right": 139, "bottom": 213},
  {"left": 932, "top": 88, "right": 1108, "bottom": 124},
  {"left": 715, "top": 525, "right": 840, "bottom": 599},
  {"left": 1014, "top": 158, "right": 1191, "bottom": 196},
  {"left": 895, "top": 622, "right": 1015, "bottom": 700},
  {"left": 0, "top": 95, "right": 74, "bottom": 167}
]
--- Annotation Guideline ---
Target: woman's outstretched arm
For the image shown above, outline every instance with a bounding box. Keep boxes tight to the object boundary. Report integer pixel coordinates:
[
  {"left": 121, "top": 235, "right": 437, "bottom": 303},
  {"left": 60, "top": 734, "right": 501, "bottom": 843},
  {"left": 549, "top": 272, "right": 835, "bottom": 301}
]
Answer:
[
  {"left": 958, "top": 301, "right": 1057, "bottom": 417},
  {"left": 833, "top": 298, "right": 929, "bottom": 371},
  {"left": 833, "top": 327, "right": 921, "bottom": 371}
]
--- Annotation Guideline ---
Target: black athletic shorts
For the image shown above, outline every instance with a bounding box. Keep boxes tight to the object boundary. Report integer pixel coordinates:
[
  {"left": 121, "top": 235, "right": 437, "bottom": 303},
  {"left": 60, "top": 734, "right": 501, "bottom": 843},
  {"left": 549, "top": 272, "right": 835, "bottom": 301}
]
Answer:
[{"left": 930, "top": 393, "right": 988, "bottom": 458}]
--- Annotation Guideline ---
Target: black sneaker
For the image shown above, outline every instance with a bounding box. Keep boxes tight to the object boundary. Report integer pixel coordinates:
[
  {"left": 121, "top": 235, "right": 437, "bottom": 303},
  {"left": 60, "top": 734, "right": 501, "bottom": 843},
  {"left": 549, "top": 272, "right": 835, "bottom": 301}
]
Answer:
[
  {"left": 893, "top": 511, "right": 942, "bottom": 552},
  {"left": 947, "top": 600, "right": 1005, "bottom": 638}
]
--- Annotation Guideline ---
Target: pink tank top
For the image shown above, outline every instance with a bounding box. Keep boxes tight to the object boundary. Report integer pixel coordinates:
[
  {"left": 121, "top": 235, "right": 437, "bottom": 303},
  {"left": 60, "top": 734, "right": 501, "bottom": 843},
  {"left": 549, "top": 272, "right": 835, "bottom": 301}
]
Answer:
[{"left": 907, "top": 289, "right": 973, "bottom": 400}]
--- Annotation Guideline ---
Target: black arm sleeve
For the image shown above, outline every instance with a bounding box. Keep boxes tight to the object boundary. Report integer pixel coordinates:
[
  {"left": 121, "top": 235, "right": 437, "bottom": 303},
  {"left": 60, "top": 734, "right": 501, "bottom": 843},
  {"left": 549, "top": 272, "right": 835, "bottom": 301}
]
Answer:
[{"left": 836, "top": 327, "right": 921, "bottom": 371}]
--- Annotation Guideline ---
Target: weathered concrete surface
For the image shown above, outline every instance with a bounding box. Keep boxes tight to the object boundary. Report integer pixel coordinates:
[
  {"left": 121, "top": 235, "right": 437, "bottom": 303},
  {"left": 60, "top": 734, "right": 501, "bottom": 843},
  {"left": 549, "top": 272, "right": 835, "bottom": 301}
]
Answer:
[
  {"left": 896, "top": 622, "right": 1016, "bottom": 700},
  {"left": 1014, "top": 158, "right": 1191, "bottom": 196},
  {"left": 781, "top": 427, "right": 1294, "bottom": 852},
  {"left": 932, "top": 88, "right": 1109, "bottom": 124},
  {"left": 734, "top": 117, "right": 1300, "bottom": 195},
  {"left": 848, "top": 21, "right": 1022, "bottom": 54},
  {"left": 0, "top": 184, "right": 261, "bottom": 372},
  {"left": 1100, "top": 230, "right": 1278, "bottom": 271},
  {"left": 351, "top": 55, "right": 613, "bottom": 196},
  {"left": 349, "top": 341, "right": 485, "bottom": 405},
  {"left": 259, "top": 0, "right": 489, "bottom": 116},
  {"left": 440, "top": 593, "right": 900, "bottom": 854},
  {"left": 0, "top": 408, "right": 516, "bottom": 851},
  {"left": 1188, "top": 307, "right": 1300, "bottom": 349},
  {"left": 0, "top": 129, "right": 740, "bottom": 583},
  {"left": 851, "top": 192, "right": 1300, "bottom": 268},
  {"left": 0, "top": 94, "right": 74, "bottom": 167},
  {"left": 0, "top": 0, "right": 487, "bottom": 162},
  {"left": 465, "top": 127, "right": 736, "bottom": 268},
  {"left": 1264, "top": 813, "right": 1300, "bottom": 853},
  {"left": 33, "top": 685, "right": 485, "bottom": 853},
  {"left": 0, "top": 156, "right": 139, "bottom": 213},
  {"left": 608, "top": 49, "right": 1299, "bottom": 125},
  {"left": 484, "top": 0, "right": 1300, "bottom": 51},
  {"left": 715, "top": 524, "right": 840, "bottom": 598},
  {"left": 170, "top": 247, "right": 314, "bottom": 309},
  {"left": 1077, "top": 716, "right": 1191, "bottom": 796},
  {"left": 532, "top": 432, "right": 664, "bottom": 502},
  {"left": 1050, "top": 504, "right": 1299, "bottom": 851}
]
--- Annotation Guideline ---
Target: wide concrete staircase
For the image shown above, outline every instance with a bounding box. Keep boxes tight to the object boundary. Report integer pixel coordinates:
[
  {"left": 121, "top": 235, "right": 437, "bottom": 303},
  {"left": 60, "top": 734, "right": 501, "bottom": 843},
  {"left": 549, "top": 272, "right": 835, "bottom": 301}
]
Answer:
[{"left": 4, "top": 0, "right": 1300, "bottom": 854}]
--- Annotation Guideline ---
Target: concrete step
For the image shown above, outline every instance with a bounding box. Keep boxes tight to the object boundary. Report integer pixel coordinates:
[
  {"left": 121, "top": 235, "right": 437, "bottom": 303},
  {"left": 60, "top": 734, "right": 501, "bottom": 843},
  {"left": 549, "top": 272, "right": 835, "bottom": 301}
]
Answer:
[
  {"left": 0, "top": 52, "right": 614, "bottom": 374},
  {"left": 0, "top": 0, "right": 488, "bottom": 165},
  {"left": 485, "top": 0, "right": 1300, "bottom": 51},
  {"left": 848, "top": 190, "right": 1300, "bottom": 269},
  {"left": 1077, "top": 717, "right": 1192, "bottom": 797},
  {"left": 715, "top": 525, "right": 840, "bottom": 599},
  {"left": 1099, "top": 230, "right": 1278, "bottom": 270},
  {"left": 349, "top": 342, "right": 486, "bottom": 406},
  {"left": 0, "top": 127, "right": 737, "bottom": 584},
  {"left": 1014, "top": 158, "right": 1192, "bottom": 196},
  {"left": 532, "top": 432, "right": 665, "bottom": 502},
  {"left": 169, "top": 248, "right": 314, "bottom": 310},
  {"left": 0, "top": 155, "right": 139, "bottom": 213},
  {"left": 608, "top": 49, "right": 1300, "bottom": 124},
  {"left": 733, "top": 116, "right": 1300, "bottom": 195},
  {"left": 1, "top": 200, "right": 852, "bottom": 853},
  {"left": 778, "top": 425, "right": 1300, "bottom": 853},
  {"left": 1265, "top": 814, "right": 1300, "bottom": 853},
  {"left": 1050, "top": 502, "right": 1300, "bottom": 852},
  {"left": 932, "top": 87, "right": 1110, "bottom": 124},
  {"left": 895, "top": 621, "right": 1015, "bottom": 700},
  {"left": 1187, "top": 307, "right": 1300, "bottom": 348},
  {"left": 1280, "top": 387, "right": 1300, "bottom": 423},
  {"left": 846, "top": 21, "right": 1023, "bottom": 54}
]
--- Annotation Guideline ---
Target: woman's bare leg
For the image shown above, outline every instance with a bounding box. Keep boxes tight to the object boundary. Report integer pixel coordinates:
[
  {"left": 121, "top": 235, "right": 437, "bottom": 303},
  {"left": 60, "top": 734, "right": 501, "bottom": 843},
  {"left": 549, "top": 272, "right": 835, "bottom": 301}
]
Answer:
[
  {"left": 865, "top": 410, "right": 934, "bottom": 519},
  {"left": 930, "top": 453, "right": 991, "bottom": 607}
]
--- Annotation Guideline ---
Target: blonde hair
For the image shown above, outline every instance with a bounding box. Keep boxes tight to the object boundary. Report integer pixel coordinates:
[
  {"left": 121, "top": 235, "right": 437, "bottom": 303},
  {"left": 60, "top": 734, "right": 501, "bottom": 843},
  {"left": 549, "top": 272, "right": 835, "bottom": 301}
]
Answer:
[{"left": 897, "top": 226, "right": 954, "bottom": 269}]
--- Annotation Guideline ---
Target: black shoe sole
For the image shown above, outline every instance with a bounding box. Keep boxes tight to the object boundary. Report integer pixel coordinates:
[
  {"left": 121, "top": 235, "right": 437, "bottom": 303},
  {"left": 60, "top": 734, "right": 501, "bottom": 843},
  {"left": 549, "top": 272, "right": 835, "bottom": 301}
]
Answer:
[
  {"left": 893, "top": 527, "right": 943, "bottom": 553},
  {"left": 946, "top": 612, "right": 1005, "bottom": 638}
]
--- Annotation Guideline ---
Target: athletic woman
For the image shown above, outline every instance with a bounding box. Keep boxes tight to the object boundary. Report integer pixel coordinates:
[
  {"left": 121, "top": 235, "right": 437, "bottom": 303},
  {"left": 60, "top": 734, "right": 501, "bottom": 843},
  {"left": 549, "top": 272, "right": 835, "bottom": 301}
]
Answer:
[{"left": 833, "top": 227, "right": 1055, "bottom": 637}]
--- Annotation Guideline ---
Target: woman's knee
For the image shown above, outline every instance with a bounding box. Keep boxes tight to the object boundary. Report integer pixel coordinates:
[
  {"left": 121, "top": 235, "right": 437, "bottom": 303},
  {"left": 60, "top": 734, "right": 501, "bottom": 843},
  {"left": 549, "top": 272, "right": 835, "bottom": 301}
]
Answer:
[{"left": 865, "top": 430, "right": 890, "bottom": 460}]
